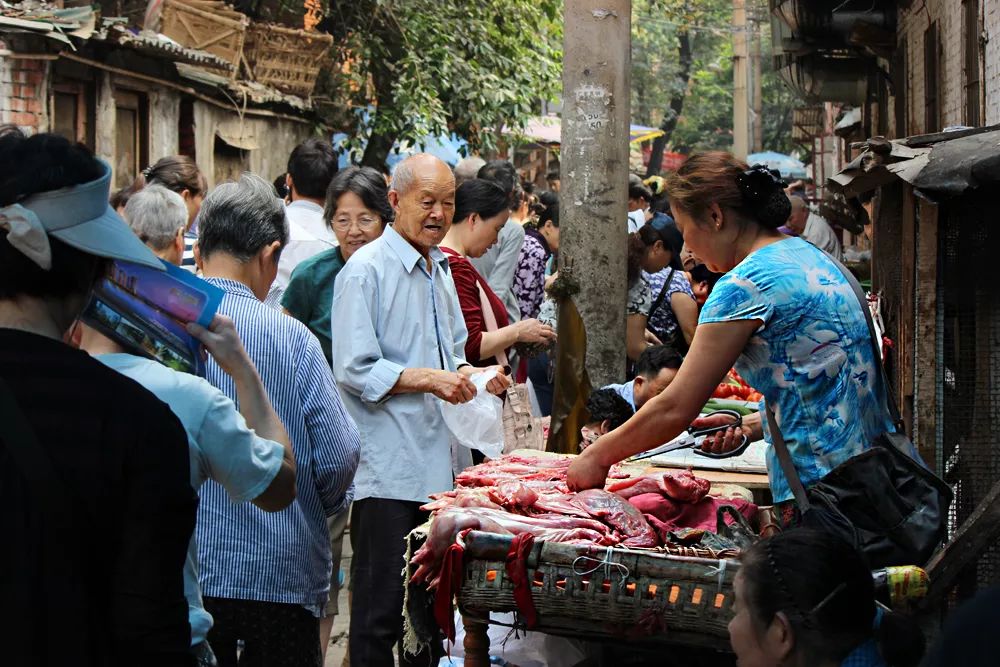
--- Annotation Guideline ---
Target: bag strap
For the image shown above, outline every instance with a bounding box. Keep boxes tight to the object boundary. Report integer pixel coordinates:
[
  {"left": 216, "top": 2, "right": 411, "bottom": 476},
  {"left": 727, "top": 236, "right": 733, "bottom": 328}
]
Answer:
[
  {"left": 647, "top": 268, "right": 676, "bottom": 322},
  {"left": 765, "top": 404, "right": 812, "bottom": 512},
  {"left": 0, "top": 376, "right": 76, "bottom": 514},
  {"left": 823, "top": 252, "right": 903, "bottom": 429},
  {"left": 763, "top": 251, "right": 902, "bottom": 512},
  {"left": 477, "top": 280, "right": 510, "bottom": 369}
]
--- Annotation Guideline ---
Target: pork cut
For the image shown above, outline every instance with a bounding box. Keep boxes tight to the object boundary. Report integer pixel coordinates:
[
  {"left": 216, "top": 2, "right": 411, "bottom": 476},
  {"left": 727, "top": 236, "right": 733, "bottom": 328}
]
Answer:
[
  {"left": 570, "top": 489, "right": 659, "bottom": 548},
  {"left": 411, "top": 506, "right": 615, "bottom": 589},
  {"left": 606, "top": 470, "right": 711, "bottom": 503}
]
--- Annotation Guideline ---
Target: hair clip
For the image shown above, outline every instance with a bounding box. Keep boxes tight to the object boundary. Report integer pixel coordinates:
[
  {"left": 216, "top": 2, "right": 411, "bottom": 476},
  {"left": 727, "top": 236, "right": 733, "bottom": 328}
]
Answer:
[{"left": 736, "top": 164, "right": 780, "bottom": 208}]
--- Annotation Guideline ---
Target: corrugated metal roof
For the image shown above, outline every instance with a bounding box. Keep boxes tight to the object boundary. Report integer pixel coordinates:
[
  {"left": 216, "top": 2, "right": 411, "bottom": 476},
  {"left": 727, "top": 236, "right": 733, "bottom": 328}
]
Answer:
[
  {"left": 95, "top": 23, "right": 234, "bottom": 71},
  {"left": 828, "top": 125, "right": 1000, "bottom": 202}
]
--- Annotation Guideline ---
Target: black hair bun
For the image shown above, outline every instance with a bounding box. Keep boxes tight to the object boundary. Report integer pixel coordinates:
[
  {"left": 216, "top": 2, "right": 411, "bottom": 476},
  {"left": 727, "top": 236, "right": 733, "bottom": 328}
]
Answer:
[
  {"left": 757, "top": 191, "right": 791, "bottom": 229},
  {"left": 737, "top": 164, "right": 790, "bottom": 229}
]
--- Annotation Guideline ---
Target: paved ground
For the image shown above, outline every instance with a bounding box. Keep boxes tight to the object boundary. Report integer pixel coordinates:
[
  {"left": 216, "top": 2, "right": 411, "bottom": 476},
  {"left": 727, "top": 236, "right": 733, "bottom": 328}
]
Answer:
[{"left": 324, "top": 535, "right": 351, "bottom": 667}]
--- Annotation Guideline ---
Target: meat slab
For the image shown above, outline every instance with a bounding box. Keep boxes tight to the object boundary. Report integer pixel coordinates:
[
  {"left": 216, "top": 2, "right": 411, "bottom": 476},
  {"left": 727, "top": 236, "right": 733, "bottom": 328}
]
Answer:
[{"left": 606, "top": 470, "right": 711, "bottom": 503}]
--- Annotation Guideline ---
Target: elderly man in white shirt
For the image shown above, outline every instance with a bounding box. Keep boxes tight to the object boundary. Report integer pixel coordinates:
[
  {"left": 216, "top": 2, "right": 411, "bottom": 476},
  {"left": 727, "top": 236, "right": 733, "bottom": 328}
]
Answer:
[
  {"left": 332, "top": 153, "right": 509, "bottom": 667},
  {"left": 266, "top": 138, "right": 339, "bottom": 306},
  {"left": 787, "top": 194, "right": 842, "bottom": 260}
]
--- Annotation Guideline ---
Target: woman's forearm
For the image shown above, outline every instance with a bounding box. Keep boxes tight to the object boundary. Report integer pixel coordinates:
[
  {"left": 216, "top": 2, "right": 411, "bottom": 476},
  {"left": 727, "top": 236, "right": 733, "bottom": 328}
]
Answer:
[
  {"left": 626, "top": 315, "right": 648, "bottom": 361},
  {"left": 480, "top": 326, "right": 519, "bottom": 360}
]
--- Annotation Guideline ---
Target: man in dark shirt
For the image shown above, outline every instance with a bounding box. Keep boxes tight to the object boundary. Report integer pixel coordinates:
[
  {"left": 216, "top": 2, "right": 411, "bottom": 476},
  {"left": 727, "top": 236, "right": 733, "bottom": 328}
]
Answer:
[{"left": 0, "top": 128, "right": 196, "bottom": 666}]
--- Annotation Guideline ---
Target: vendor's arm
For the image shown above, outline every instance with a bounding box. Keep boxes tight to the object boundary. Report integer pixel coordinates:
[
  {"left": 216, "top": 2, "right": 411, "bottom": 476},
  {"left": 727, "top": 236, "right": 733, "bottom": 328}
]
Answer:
[{"left": 566, "top": 318, "right": 761, "bottom": 490}]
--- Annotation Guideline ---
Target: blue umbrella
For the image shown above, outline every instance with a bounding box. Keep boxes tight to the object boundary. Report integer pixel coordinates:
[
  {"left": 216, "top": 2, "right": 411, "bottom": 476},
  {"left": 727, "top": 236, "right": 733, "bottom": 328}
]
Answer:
[{"left": 746, "top": 151, "right": 808, "bottom": 179}]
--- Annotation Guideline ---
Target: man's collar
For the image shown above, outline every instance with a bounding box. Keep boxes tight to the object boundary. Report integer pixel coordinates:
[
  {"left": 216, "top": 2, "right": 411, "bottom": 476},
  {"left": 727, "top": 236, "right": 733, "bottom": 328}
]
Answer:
[
  {"left": 286, "top": 198, "right": 324, "bottom": 212},
  {"left": 203, "top": 276, "right": 257, "bottom": 299},
  {"left": 383, "top": 224, "right": 449, "bottom": 274}
]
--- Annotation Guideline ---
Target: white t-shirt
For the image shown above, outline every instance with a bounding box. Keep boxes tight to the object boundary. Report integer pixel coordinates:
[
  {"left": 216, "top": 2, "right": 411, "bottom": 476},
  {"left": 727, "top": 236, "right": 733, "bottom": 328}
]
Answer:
[
  {"left": 96, "top": 353, "right": 284, "bottom": 645},
  {"left": 803, "top": 212, "right": 842, "bottom": 261},
  {"left": 627, "top": 209, "right": 645, "bottom": 233},
  {"left": 267, "top": 200, "right": 336, "bottom": 307}
]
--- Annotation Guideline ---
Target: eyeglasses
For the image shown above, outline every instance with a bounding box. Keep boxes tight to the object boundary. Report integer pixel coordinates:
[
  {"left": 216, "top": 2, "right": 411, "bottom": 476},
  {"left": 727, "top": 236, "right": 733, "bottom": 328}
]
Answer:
[{"left": 332, "top": 216, "right": 379, "bottom": 231}]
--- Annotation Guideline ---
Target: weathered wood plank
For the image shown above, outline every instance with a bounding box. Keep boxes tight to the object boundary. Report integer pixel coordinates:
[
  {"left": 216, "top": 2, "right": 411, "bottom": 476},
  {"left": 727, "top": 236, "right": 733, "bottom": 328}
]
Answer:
[
  {"left": 924, "top": 479, "right": 1000, "bottom": 606},
  {"left": 914, "top": 200, "right": 938, "bottom": 471},
  {"left": 899, "top": 184, "right": 916, "bottom": 437}
]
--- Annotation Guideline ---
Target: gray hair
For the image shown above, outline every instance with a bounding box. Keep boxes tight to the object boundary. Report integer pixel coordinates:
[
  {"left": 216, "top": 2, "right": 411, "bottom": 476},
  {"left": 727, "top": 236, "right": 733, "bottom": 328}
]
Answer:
[
  {"left": 454, "top": 156, "right": 486, "bottom": 186},
  {"left": 123, "top": 184, "right": 188, "bottom": 251},
  {"left": 197, "top": 172, "right": 289, "bottom": 262},
  {"left": 389, "top": 153, "right": 453, "bottom": 196}
]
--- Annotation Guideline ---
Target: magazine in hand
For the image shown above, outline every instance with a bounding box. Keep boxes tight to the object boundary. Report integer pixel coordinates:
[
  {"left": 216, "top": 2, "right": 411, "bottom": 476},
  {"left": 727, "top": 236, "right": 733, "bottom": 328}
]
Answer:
[{"left": 82, "top": 259, "right": 223, "bottom": 376}]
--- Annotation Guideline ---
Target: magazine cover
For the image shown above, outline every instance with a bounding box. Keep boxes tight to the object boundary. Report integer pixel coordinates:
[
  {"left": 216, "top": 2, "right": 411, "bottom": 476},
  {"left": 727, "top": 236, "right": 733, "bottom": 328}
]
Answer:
[{"left": 81, "top": 259, "right": 224, "bottom": 376}]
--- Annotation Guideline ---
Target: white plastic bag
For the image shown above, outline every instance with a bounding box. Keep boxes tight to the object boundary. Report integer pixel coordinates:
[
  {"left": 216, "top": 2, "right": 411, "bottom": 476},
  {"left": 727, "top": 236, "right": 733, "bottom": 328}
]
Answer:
[
  {"left": 440, "top": 368, "right": 504, "bottom": 459},
  {"left": 450, "top": 612, "right": 588, "bottom": 667}
]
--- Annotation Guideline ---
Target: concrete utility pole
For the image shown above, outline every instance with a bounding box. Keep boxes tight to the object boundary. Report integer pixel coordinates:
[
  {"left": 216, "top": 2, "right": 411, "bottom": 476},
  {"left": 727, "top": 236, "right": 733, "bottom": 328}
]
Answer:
[
  {"left": 751, "top": 8, "right": 763, "bottom": 152},
  {"left": 732, "top": 0, "right": 750, "bottom": 159},
  {"left": 560, "top": 0, "right": 630, "bottom": 389}
]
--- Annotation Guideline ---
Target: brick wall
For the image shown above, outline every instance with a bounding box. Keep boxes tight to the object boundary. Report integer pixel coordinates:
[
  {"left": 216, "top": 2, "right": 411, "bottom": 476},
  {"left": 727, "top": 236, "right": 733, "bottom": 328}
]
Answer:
[
  {"left": 896, "top": 0, "right": 970, "bottom": 134},
  {"left": 897, "top": 0, "right": 1000, "bottom": 132},
  {"left": 0, "top": 46, "right": 48, "bottom": 133}
]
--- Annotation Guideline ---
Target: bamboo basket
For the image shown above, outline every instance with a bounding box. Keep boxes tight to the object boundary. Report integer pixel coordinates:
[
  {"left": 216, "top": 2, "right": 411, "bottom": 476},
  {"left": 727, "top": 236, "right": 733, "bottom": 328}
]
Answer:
[
  {"left": 159, "top": 0, "right": 248, "bottom": 75},
  {"left": 409, "top": 529, "right": 740, "bottom": 650},
  {"left": 243, "top": 23, "right": 333, "bottom": 98}
]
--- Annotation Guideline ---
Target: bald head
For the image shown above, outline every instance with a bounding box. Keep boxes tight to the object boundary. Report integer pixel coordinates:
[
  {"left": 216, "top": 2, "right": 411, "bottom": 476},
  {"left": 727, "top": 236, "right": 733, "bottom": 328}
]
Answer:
[
  {"left": 388, "top": 153, "right": 457, "bottom": 256},
  {"left": 390, "top": 154, "right": 454, "bottom": 196},
  {"left": 786, "top": 194, "right": 808, "bottom": 234}
]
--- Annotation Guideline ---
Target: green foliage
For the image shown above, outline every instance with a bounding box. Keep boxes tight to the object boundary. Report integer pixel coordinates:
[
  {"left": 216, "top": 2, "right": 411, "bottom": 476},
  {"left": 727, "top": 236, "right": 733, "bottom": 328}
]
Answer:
[
  {"left": 633, "top": 0, "right": 804, "bottom": 156},
  {"left": 631, "top": 0, "right": 730, "bottom": 129},
  {"left": 323, "top": 0, "right": 562, "bottom": 165}
]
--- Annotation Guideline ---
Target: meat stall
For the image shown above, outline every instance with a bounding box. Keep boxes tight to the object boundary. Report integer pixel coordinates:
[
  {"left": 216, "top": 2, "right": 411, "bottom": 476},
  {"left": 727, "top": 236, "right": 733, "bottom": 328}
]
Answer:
[{"left": 404, "top": 451, "right": 767, "bottom": 664}]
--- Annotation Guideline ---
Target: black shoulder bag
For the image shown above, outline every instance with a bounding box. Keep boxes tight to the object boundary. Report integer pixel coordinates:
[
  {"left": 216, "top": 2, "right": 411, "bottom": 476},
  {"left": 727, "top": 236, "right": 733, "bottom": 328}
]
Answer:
[
  {"left": 765, "top": 256, "right": 952, "bottom": 568},
  {"left": 647, "top": 268, "right": 688, "bottom": 354}
]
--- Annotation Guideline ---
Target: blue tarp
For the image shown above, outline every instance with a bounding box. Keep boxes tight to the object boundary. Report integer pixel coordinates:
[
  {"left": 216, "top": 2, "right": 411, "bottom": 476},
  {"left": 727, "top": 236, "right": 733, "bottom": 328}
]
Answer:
[{"left": 333, "top": 132, "right": 468, "bottom": 169}]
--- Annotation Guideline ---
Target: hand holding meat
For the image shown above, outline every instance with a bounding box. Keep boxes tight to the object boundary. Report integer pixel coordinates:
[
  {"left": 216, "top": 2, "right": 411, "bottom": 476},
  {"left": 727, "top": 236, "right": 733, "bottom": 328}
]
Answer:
[
  {"left": 566, "top": 447, "right": 612, "bottom": 491},
  {"left": 431, "top": 370, "right": 477, "bottom": 404}
]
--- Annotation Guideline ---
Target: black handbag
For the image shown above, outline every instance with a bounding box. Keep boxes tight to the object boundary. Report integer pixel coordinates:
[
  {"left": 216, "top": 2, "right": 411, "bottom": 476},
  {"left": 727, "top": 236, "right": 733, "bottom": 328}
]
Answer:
[
  {"left": 647, "top": 268, "right": 689, "bottom": 354},
  {"left": 764, "top": 256, "right": 952, "bottom": 568}
]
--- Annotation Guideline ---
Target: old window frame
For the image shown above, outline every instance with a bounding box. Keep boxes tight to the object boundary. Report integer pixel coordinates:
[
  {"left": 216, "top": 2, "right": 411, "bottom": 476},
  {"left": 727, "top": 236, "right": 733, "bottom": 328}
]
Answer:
[
  {"left": 963, "top": 0, "right": 982, "bottom": 127},
  {"left": 923, "top": 22, "right": 940, "bottom": 134}
]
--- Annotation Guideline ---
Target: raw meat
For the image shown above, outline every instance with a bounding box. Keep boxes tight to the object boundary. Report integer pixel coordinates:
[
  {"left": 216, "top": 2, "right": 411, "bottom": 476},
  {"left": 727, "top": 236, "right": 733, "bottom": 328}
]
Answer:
[
  {"left": 420, "top": 488, "right": 503, "bottom": 513},
  {"left": 570, "top": 490, "right": 659, "bottom": 548},
  {"left": 531, "top": 492, "right": 594, "bottom": 519},
  {"left": 411, "top": 506, "right": 615, "bottom": 589},
  {"left": 629, "top": 493, "right": 758, "bottom": 540},
  {"left": 488, "top": 480, "right": 539, "bottom": 509},
  {"left": 606, "top": 470, "right": 711, "bottom": 503}
]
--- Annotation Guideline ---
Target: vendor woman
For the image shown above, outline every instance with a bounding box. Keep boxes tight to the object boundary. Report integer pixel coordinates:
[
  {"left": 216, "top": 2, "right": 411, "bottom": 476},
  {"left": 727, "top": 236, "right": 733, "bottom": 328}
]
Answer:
[{"left": 567, "top": 151, "right": 916, "bottom": 519}]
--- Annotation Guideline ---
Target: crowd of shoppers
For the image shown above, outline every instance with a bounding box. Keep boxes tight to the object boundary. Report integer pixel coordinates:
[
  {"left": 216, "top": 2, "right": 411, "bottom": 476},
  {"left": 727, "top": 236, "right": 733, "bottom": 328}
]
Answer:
[{"left": 3, "top": 115, "right": 875, "bottom": 667}]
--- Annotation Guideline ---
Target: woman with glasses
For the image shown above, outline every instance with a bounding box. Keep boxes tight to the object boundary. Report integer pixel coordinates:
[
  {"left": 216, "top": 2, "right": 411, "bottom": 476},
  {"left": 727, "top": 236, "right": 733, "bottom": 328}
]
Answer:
[{"left": 282, "top": 166, "right": 390, "bottom": 364}]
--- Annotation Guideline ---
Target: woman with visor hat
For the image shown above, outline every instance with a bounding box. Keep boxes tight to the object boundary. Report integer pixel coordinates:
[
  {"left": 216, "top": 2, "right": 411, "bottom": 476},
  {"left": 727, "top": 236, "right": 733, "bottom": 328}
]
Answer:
[{"left": 0, "top": 128, "right": 197, "bottom": 666}]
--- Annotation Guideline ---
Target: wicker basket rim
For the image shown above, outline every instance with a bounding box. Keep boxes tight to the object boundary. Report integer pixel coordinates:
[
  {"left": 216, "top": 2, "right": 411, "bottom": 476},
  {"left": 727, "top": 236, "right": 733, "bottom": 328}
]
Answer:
[
  {"left": 246, "top": 22, "right": 334, "bottom": 42},
  {"left": 162, "top": 0, "right": 249, "bottom": 29}
]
